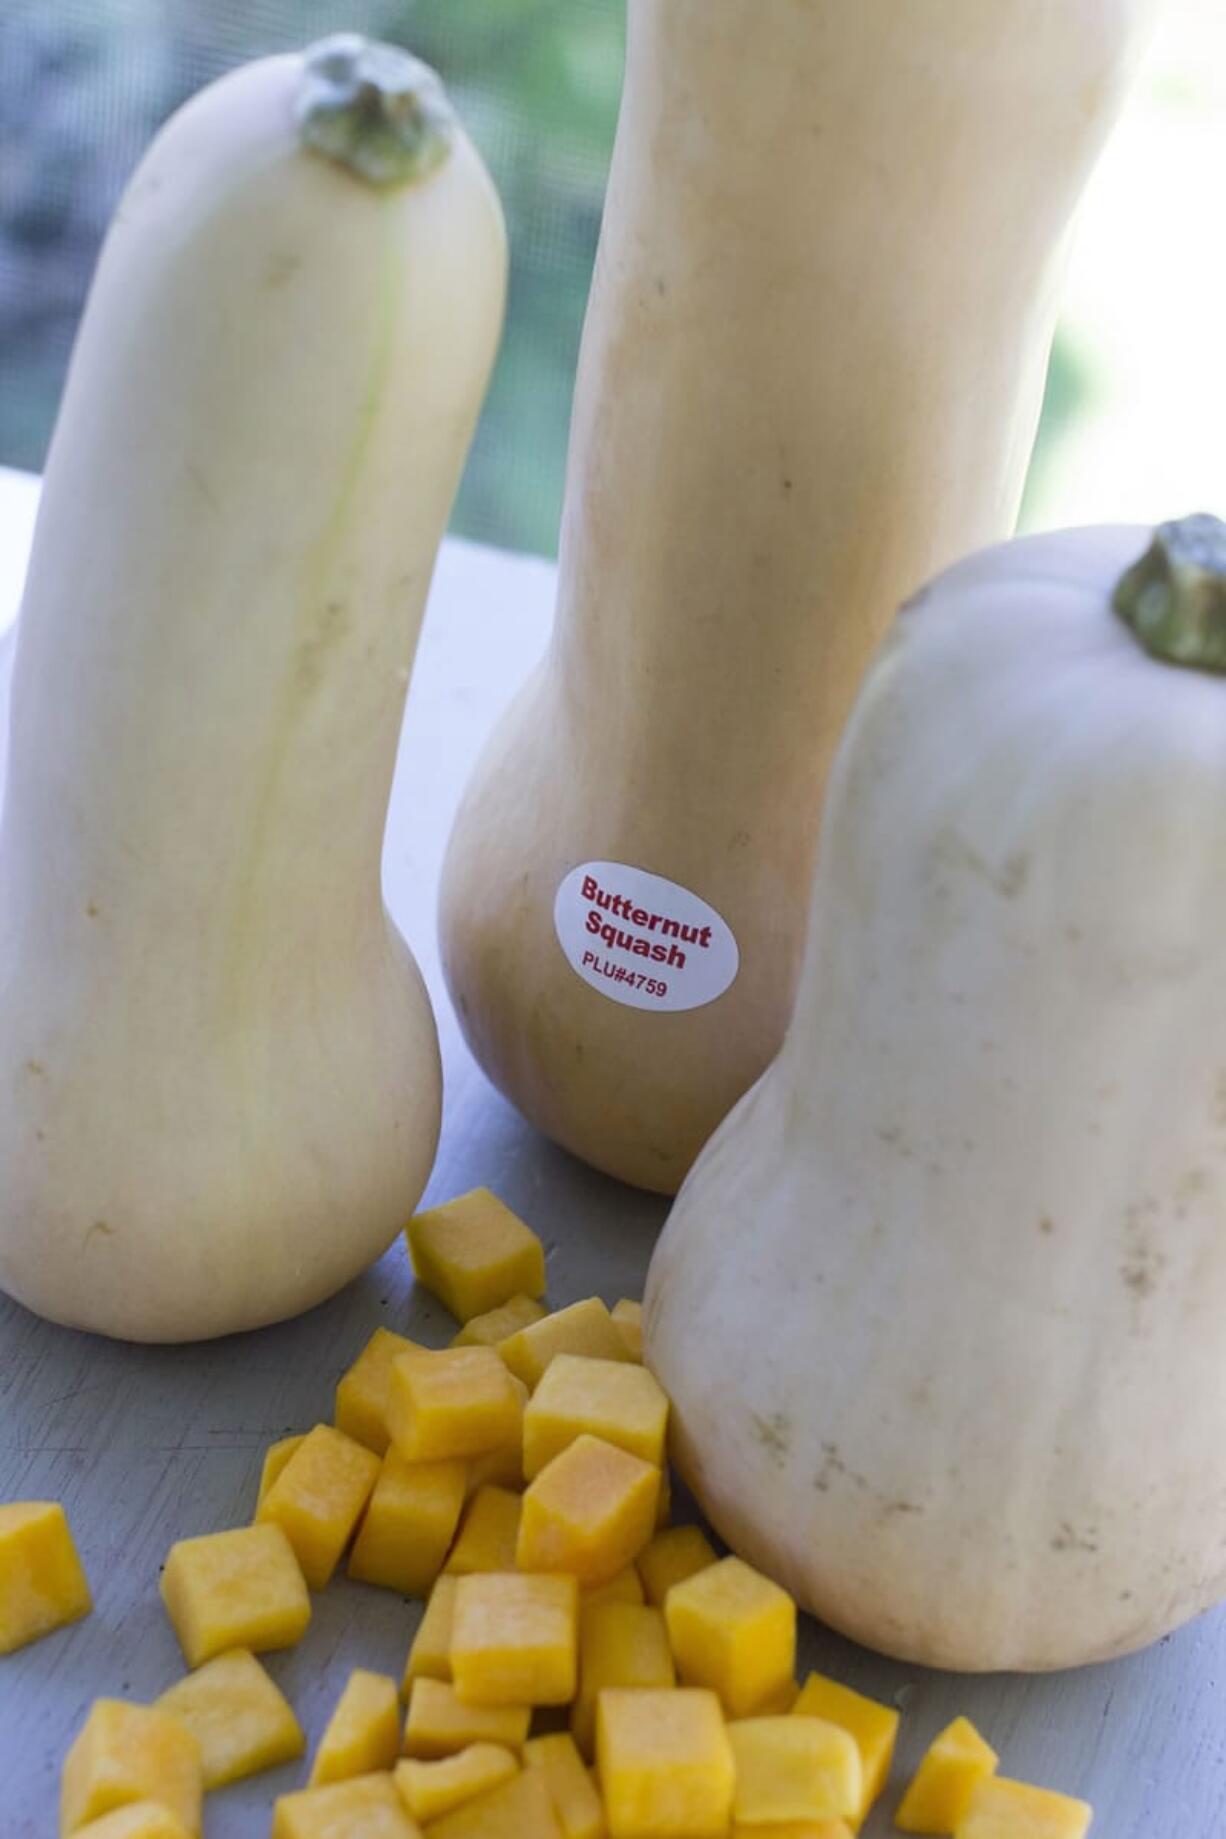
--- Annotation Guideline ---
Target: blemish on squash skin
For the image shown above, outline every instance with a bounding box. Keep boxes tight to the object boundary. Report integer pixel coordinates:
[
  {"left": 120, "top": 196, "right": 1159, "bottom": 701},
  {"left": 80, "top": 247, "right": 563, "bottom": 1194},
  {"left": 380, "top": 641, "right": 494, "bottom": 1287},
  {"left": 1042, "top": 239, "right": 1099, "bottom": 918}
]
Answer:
[
  {"left": 1038, "top": 1216, "right": 1055, "bottom": 1235},
  {"left": 1051, "top": 1521, "right": 1099, "bottom": 1555},
  {"left": 24, "top": 1060, "right": 45, "bottom": 1078},
  {"left": 751, "top": 1412, "right": 792, "bottom": 1465},
  {"left": 86, "top": 901, "right": 100, "bottom": 919},
  {"left": 84, "top": 1220, "right": 115, "bottom": 1250}
]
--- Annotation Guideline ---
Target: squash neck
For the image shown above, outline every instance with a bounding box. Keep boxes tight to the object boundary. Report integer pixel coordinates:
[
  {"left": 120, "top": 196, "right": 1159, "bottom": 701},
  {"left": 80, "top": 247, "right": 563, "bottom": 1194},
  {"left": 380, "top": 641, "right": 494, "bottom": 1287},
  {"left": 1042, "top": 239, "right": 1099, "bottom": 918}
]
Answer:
[
  {"left": 296, "top": 34, "right": 453, "bottom": 188},
  {"left": 1113, "top": 515, "right": 1226, "bottom": 673}
]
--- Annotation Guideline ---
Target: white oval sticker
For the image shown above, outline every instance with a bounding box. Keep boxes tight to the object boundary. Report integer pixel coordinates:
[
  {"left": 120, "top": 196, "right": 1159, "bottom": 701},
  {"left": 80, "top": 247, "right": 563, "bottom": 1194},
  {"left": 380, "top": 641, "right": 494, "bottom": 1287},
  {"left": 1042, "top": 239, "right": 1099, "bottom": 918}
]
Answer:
[{"left": 554, "top": 860, "right": 740, "bottom": 1014}]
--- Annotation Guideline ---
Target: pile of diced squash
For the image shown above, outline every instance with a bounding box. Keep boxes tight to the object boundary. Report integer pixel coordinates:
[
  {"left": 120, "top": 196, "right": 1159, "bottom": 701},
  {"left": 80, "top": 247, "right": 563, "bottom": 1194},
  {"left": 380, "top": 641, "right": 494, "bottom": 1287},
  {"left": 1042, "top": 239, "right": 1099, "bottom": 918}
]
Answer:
[{"left": 1, "top": 1188, "right": 1094, "bottom": 1839}]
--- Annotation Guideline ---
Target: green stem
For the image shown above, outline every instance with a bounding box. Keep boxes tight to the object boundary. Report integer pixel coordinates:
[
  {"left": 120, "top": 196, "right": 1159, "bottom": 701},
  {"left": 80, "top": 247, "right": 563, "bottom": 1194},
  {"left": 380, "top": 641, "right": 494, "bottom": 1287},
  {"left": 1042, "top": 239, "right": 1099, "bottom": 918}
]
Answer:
[
  {"left": 296, "top": 34, "right": 454, "bottom": 188},
  {"left": 1113, "top": 514, "right": 1226, "bottom": 673}
]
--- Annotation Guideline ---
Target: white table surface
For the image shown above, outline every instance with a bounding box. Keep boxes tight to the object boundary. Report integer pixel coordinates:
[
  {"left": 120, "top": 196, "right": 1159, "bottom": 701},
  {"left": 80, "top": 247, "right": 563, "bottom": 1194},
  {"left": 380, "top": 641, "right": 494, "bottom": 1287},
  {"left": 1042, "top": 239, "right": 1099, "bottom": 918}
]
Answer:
[{"left": 0, "top": 463, "right": 1222, "bottom": 1836}]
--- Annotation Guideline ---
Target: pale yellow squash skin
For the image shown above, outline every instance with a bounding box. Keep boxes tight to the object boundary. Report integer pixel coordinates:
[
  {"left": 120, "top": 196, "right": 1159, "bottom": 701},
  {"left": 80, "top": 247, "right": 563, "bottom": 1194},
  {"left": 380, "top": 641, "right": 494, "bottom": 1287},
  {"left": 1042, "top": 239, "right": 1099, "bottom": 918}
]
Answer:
[
  {"left": 646, "top": 524, "right": 1226, "bottom": 1671},
  {"left": 0, "top": 45, "right": 506, "bottom": 1341},
  {"left": 439, "top": 0, "right": 1162, "bottom": 1195}
]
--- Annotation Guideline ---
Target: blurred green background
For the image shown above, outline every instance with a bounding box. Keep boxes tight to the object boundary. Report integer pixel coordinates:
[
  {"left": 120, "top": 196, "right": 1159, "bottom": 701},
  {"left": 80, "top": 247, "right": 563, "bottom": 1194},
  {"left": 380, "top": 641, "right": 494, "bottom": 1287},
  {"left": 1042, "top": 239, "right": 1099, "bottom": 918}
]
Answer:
[{"left": 0, "top": 1, "right": 1221, "bottom": 557}]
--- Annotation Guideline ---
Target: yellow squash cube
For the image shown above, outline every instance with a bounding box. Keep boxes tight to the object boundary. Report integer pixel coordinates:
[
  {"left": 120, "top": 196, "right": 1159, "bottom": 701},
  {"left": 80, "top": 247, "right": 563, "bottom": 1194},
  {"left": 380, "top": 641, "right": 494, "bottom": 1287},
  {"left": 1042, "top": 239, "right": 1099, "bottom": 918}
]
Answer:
[
  {"left": 464, "top": 1375, "right": 530, "bottom": 1498},
  {"left": 427, "top": 1767, "right": 562, "bottom": 1839},
  {"left": 336, "top": 1329, "right": 422, "bottom": 1455},
  {"left": 453, "top": 1295, "right": 548, "bottom": 1347},
  {"left": 571, "top": 1603, "right": 675, "bottom": 1759},
  {"left": 729, "top": 1717, "right": 862, "bottom": 1826},
  {"left": 404, "top": 1679, "right": 531, "bottom": 1760},
  {"left": 160, "top": 1524, "right": 310, "bottom": 1669},
  {"left": 407, "top": 1189, "right": 546, "bottom": 1322},
  {"left": 452, "top": 1572, "right": 579, "bottom": 1707},
  {"left": 0, "top": 1500, "right": 92, "bottom": 1655},
  {"left": 518, "top": 1436, "right": 659, "bottom": 1586},
  {"left": 596, "top": 1688, "right": 734, "bottom": 1839},
  {"left": 636, "top": 1526, "right": 718, "bottom": 1608},
  {"left": 523, "top": 1356, "right": 669, "bottom": 1479},
  {"left": 791, "top": 1672, "right": 900, "bottom": 1823},
  {"left": 389, "top": 1347, "right": 523, "bottom": 1464},
  {"left": 731, "top": 1826, "right": 853, "bottom": 1839},
  {"left": 257, "top": 1422, "right": 381, "bottom": 1590},
  {"left": 395, "top": 1744, "right": 520, "bottom": 1823},
  {"left": 655, "top": 1467, "right": 672, "bottom": 1530},
  {"left": 955, "top": 1776, "right": 1093, "bottom": 1839},
  {"left": 257, "top": 1436, "right": 306, "bottom": 1508},
  {"left": 403, "top": 1576, "right": 458, "bottom": 1693},
  {"left": 61, "top": 1700, "right": 202, "bottom": 1838},
  {"left": 310, "top": 1670, "right": 402, "bottom": 1787},
  {"left": 611, "top": 1300, "right": 643, "bottom": 1360},
  {"left": 349, "top": 1451, "right": 467, "bottom": 1597},
  {"left": 72, "top": 1806, "right": 193, "bottom": 1839},
  {"left": 499, "top": 1299, "right": 633, "bottom": 1391},
  {"left": 156, "top": 1648, "right": 304, "bottom": 1789},
  {"left": 582, "top": 1566, "right": 644, "bottom": 1610},
  {"left": 665, "top": 1556, "right": 795, "bottom": 1719},
  {"left": 525, "top": 1733, "right": 605, "bottom": 1839},
  {"left": 272, "top": 1771, "right": 418, "bottom": 1839},
  {"left": 446, "top": 1487, "right": 524, "bottom": 1577},
  {"left": 896, "top": 1715, "right": 999, "bottom": 1833}
]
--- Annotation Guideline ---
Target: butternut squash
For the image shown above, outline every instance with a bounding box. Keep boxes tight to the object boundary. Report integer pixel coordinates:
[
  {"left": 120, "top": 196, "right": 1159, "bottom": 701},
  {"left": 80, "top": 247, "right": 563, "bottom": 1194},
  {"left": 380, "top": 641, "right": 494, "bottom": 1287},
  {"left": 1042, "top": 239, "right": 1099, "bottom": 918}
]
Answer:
[{"left": 439, "top": 0, "right": 1160, "bottom": 1192}]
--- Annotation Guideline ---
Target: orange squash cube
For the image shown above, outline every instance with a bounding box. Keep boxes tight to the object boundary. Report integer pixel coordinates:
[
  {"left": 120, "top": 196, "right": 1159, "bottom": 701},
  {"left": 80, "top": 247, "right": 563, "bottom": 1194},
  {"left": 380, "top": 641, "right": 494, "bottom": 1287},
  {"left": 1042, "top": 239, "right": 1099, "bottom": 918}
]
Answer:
[
  {"left": 272, "top": 1771, "right": 418, "bottom": 1839},
  {"left": 955, "top": 1776, "right": 1093, "bottom": 1839},
  {"left": 407, "top": 1189, "right": 546, "bottom": 1322},
  {"left": 525, "top": 1733, "right": 605, "bottom": 1839},
  {"left": 61, "top": 1700, "right": 202, "bottom": 1837},
  {"left": 0, "top": 1500, "right": 92, "bottom": 1656},
  {"left": 453, "top": 1295, "right": 548, "bottom": 1347},
  {"left": 335, "top": 1329, "right": 422, "bottom": 1455},
  {"left": 256, "top": 1423, "right": 380, "bottom": 1590},
  {"left": 310, "top": 1670, "right": 402, "bottom": 1787},
  {"left": 636, "top": 1526, "right": 718, "bottom": 1607},
  {"left": 791, "top": 1672, "right": 899, "bottom": 1824},
  {"left": 499, "top": 1299, "right": 633, "bottom": 1391},
  {"left": 256, "top": 1437, "right": 306, "bottom": 1508},
  {"left": 389, "top": 1347, "right": 522, "bottom": 1464},
  {"left": 160, "top": 1524, "right": 310, "bottom": 1669},
  {"left": 728, "top": 1717, "right": 861, "bottom": 1826},
  {"left": 896, "top": 1715, "right": 999, "bottom": 1833},
  {"left": 427, "top": 1767, "right": 562, "bottom": 1838},
  {"left": 523, "top": 1356, "right": 668, "bottom": 1479},
  {"left": 665, "top": 1556, "right": 795, "bottom": 1718},
  {"left": 571, "top": 1603, "right": 675, "bottom": 1759},
  {"left": 70, "top": 1806, "right": 194, "bottom": 1839},
  {"left": 403, "top": 1576, "right": 458, "bottom": 1694},
  {"left": 403, "top": 1679, "right": 531, "bottom": 1761},
  {"left": 596, "top": 1688, "right": 734, "bottom": 1839},
  {"left": 452, "top": 1572, "right": 579, "bottom": 1707},
  {"left": 156, "top": 1648, "right": 304, "bottom": 1789},
  {"left": 518, "top": 1436, "right": 659, "bottom": 1586},
  {"left": 348, "top": 1451, "right": 466, "bottom": 1597},
  {"left": 446, "top": 1487, "right": 524, "bottom": 1577},
  {"left": 611, "top": 1300, "right": 643, "bottom": 1360},
  {"left": 395, "top": 1744, "right": 520, "bottom": 1823}
]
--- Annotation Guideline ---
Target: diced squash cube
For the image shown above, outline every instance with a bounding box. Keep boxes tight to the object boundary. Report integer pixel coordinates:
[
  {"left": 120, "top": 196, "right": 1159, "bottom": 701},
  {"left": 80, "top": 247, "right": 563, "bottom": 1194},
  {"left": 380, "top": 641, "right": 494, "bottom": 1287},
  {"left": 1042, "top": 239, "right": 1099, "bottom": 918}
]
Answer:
[
  {"left": 336, "top": 1329, "right": 422, "bottom": 1455},
  {"left": 581, "top": 1567, "right": 644, "bottom": 1610},
  {"left": 791, "top": 1672, "right": 900, "bottom": 1824},
  {"left": 156, "top": 1648, "right": 304, "bottom": 1789},
  {"left": 955, "top": 1776, "right": 1093, "bottom": 1839},
  {"left": 407, "top": 1189, "right": 546, "bottom": 1322},
  {"left": 463, "top": 1376, "right": 530, "bottom": 1498},
  {"left": 446, "top": 1487, "right": 524, "bottom": 1577},
  {"left": 731, "top": 1825, "right": 853, "bottom": 1839},
  {"left": 499, "top": 1299, "right": 632, "bottom": 1391},
  {"left": 665, "top": 1556, "right": 795, "bottom": 1719},
  {"left": 655, "top": 1467, "right": 672, "bottom": 1530},
  {"left": 636, "top": 1526, "right": 718, "bottom": 1608},
  {"left": 525, "top": 1733, "right": 605, "bottom": 1839},
  {"left": 72, "top": 1806, "right": 193, "bottom": 1839},
  {"left": 452, "top": 1573, "right": 579, "bottom": 1707},
  {"left": 395, "top": 1745, "right": 520, "bottom": 1824},
  {"left": 453, "top": 1296, "right": 548, "bottom": 1347},
  {"left": 310, "top": 1670, "right": 402, "bottom": 1787},
  {"left": 272, "top": 1771, "right": 418, "bottom": 1839},
  {"left": 596, "top": 1688, "right": 734, "bottom": 1839},
  {"left": 160, "top": 1524, "right": 310, "bottom": 1670},
  {"left": 404, "top": 1679, "right": 531, "bottom": 1760},
  {"left": 896, "top": 1715, "right": 999, "bottom": 1833},
  {"left": 348, "top": 1451, "right": 466, "bottom": 1597},
  {"left": 728, "top": 1717, "right": 862, "bottom": 1826},
  {"left": 61, "top": 1700, "right": 202, "bottom": 1838},
  {"left": 427, "top": 1767, "right": 562, "bottom": 1839},
  {"left": 0, "top": 1500, "right": 92, "bottom": 1655},
  {"left": 389, "top": 1348, "right": 522, "bottom": 1464},
  {"left": 257, "top": 1423, "right": 380, "bottom": 1590},
  {"left": 523, "top": 1357, "right": 668, "bottom": 1479},
  {"left": 611, "top": 1301, "right": 643, "bottom": 1360},
  {"left": 257, "top": 1437, "right": 306, "bottom": 1508},
  {"left": 571, "top": 1603, "right": 675, "bottom": 1759},
  {"left": 760, "top": 1679, "right": 802, "bottom": 1714},
  {"left": 404, "top": 1576, "right": 459, "bottom": 1694},
  {"left": 518, "top": 1436, "right": 659, "bottom": 1586}
]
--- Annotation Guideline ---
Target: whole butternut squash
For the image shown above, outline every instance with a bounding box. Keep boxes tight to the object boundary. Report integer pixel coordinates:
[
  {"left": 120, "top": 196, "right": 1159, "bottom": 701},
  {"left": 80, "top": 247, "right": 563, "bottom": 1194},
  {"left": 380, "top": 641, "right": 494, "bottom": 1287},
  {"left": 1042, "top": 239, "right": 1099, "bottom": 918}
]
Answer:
[
  {"left": 646, "top": 515, "right": 1226, "bottom": 1671},
  {"left": 0, "top": 38, "right": 507, "bottom": 1341},
  {"left": 439, "top": 0, "right": 1162, "bottom": 1194}
]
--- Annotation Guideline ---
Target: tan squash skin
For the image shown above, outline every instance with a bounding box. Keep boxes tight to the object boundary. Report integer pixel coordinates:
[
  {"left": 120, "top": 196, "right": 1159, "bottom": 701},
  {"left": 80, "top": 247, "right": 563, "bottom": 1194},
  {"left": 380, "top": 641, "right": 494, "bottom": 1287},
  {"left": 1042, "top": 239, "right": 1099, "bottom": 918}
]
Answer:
[{"left": 439, "top": 0, "right": 1162, "bottom": 1195}]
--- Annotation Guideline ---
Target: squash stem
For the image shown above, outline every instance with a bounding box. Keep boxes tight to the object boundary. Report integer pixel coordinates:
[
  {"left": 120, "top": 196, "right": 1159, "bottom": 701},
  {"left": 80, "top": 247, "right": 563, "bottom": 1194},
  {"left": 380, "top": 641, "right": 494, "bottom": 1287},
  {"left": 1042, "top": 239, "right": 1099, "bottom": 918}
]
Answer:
[
  {"left": 296, "top": 34, "right": 453, "bottom": 188},
  {"left": 1113, "top": 514, "right": 1226, "bottom": 672}
]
